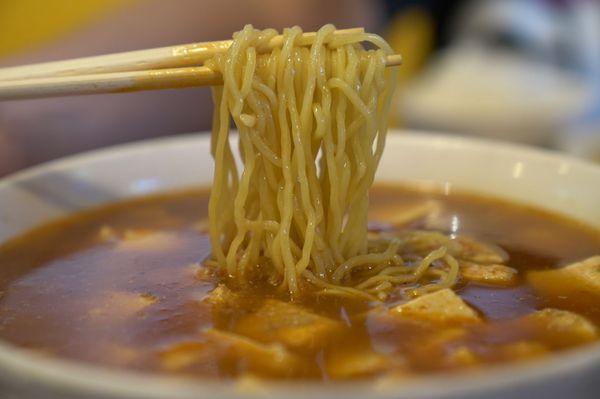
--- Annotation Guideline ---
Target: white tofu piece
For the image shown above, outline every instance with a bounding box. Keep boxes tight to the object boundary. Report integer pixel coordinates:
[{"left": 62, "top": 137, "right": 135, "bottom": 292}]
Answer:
[
  {"left": 391, "top": 288, "right": 480, "bottom": 323},
  {"left": 527, "top": 308, "right": 598, "bottom": 345},
  {"left": 527, "top": 256, "right": 600, "bottom": 298},
  {"left": 563, "top": 256, "right": 600, "bottom": 292},
  {"left": 394, "top": 230, "right": 462, "bottom": 255},
  {"left": 89, "top": 291, "right": 156, "bottom": 320},
  {"left": 460, "top": 261, "right": 518, "bottom": 285},
  {"left": 457, "top": 236, "right": 509, "bottom": 264},
  {"left": 160, "top": 329, "right": 306, "bottom": 377},
  {"left": 235, "top": 299, "right": 341, "bottom": 350},
  {"left": 365, "top": 309, "right": 467, "bottom": 349},
  {"left": 204, "top": 329, "right": 306, "bottom": 376},
  {"left": 326, "top": 347, "right": 397, "bottom": 379}
]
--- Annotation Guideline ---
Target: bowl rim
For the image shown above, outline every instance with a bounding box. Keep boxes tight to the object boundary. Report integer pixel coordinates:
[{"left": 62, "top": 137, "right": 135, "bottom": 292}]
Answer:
[
  {"left": 2, "top": 129, "right": 599, "bottom": 191},
  {"left": 0, "top": 130, "right": 599, "bottom": 399}
]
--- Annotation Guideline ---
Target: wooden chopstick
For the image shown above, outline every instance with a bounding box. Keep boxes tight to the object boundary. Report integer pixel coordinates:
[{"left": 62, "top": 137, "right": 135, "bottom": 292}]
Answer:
[
  {"left": 0, "top": 67, "right": 219, "bottom": 100},
  {"left": 0, "top": 55, "right": 403, "bottom": 100},
  {"left": 0, "top": 28, "right": 365, "bottom": 82}
]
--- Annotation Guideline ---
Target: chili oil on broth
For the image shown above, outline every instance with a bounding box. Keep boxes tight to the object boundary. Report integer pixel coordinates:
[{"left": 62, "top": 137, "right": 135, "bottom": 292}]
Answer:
[{"left": 0, "top": 185, "right": 598, "bottom": 380}]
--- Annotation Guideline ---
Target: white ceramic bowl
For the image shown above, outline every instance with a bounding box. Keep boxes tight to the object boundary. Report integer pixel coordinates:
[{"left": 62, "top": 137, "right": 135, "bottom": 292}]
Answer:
[{"left": 0, "top": 131, "right": 598, "bottom": 399}]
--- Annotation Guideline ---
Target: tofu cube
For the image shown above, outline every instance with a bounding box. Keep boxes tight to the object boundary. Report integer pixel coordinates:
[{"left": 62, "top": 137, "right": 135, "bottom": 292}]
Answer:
[
  {"left": 526, "top": 308, "right": 598, "bottom": 346},
  {"left": 563, "top": 255, "right": 600, "bottom": 291},
  {"left": 391, "top": 288, "right": 480, "bottom": 323},
  {"left": 159, "top": 329, "right": 307, "bottom": 377},
  {"left": 235, "top": 299, "right": 342, "bottom": 350},
  {"left": 457, "top": 236, "right": 508, "bottom": 264},
  {"left": 460, "top": 261, "right": 518, "bottom": 286},
  {"left": 326, "top": 347, "right": 397, "bottom": 379},
  {"left": 204, "top": 328, "right": 307, "bottom": 377},
  {"left": 527, "top": 256, "right": 600, "bottom": 299}
]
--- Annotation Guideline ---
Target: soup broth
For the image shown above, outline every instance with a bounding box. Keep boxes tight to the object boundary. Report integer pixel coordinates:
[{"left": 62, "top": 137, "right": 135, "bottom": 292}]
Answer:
[{"left": 0, "top": 185, "right": 598, "bottom": 380}]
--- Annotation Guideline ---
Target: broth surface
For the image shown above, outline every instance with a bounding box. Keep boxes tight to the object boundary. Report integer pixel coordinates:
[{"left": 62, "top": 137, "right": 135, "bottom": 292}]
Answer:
[{"left": 0, "top": 185, "right": 598, "bottom": 380}]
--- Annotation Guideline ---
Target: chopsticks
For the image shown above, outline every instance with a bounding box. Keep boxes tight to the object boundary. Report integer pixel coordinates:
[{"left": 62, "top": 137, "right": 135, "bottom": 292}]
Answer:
[
  {"left": 0, "top": 67, "right": 223, "bottom": 100},
  {"left": 0, "top": 55, "right": 403, "bottom": 100},
  {"left": 0, "top": 28, "right": 366, "bottom": 81},
  {"left": 0, "top": 28, "right": 402, "bottom": 101}
]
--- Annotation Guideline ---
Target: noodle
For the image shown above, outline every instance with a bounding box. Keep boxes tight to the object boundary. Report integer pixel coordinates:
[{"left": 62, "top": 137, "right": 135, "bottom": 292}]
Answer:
[{"left": 205, "top": 25, "right": 486, "bottom": 300}]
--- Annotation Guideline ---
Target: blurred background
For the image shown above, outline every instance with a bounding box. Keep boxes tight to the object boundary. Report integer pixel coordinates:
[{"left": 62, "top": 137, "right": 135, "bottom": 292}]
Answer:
[{"left": 0, "top": 0, "right": 599, "bottom": 177}]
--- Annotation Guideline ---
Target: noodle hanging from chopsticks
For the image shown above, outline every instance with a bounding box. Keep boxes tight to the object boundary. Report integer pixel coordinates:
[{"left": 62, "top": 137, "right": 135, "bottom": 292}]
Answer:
[{"left": 206, "top": 24, "right": 462, "bottom": 299}]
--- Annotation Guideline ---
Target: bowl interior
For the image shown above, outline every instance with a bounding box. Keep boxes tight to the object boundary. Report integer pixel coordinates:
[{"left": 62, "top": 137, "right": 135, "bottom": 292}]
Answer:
[
  {"left": 1, "top": 131, "right": 598, "bottom": 245},
  {"left": 0, "top": 130, "right": 598, "bottom": 399}
]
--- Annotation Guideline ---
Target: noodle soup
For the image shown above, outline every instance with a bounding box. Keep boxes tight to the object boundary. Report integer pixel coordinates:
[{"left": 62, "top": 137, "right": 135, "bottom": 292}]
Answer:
[
  {"left": 0, "top": 24, "right": 599, "bottom": 398},
  {"left": 0, "top": 185, "right": 598, "bottom": 380}
]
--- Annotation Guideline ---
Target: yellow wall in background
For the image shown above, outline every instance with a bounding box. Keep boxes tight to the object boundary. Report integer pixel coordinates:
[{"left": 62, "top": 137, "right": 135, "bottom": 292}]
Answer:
[
  {"left": 0, "top": 0, "right": 137, "bottom": 58},
  {"left": 384, "top": 8, "right": 434, "bottom": 127}
]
